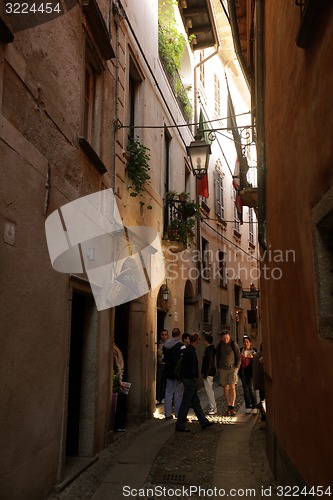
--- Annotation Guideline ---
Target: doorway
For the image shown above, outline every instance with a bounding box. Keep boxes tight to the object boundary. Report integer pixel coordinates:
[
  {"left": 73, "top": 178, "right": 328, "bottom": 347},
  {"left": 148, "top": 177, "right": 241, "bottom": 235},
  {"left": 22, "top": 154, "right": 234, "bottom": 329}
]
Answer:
[
  {"left": 114, "top": 303, "right": 130, "bottom": 379},
  {"left": 66, "top": 290, "right": 97, "bottom": 458}
]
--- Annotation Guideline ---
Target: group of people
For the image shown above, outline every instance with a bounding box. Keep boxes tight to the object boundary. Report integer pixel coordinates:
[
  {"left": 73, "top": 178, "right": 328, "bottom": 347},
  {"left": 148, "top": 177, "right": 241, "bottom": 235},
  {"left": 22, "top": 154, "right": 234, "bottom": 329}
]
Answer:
[{"left": 156, "top": 329, "right": 266, "bottom": 430}]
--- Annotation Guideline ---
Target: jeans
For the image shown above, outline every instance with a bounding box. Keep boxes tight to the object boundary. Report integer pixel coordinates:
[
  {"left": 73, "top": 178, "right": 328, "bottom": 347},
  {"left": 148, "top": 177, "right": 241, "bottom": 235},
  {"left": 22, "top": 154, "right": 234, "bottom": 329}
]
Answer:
[
  {"left": 203, "top": 376, "right": 217, "bottom": 411},
  {"left": 176, "top": 378, "right": 209, "bottom": 429},
  {"left": 240, "top": 374, "right": 257, "bottom": 409},
  {"left": 156, "top": 364, "right": 166, "bottom": 402},
  {"left": 164, "top": 378, "right": 183, "bottom": 417}
]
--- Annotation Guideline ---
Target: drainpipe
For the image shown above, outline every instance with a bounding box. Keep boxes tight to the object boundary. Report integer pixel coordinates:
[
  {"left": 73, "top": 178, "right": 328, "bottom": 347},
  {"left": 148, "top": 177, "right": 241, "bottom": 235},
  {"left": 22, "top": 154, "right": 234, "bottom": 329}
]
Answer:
[
  {"left": 193, "top": 46, "right": 220, "bottom": 130},
  {"left": 186, "top": 44, "right": 220, "bottom": 306},
  {"left": 255, "top": 0, "right": 267, "bottom": 250},
  {"left": 112, "top": 1, "right": 123, "bottom": 190}
]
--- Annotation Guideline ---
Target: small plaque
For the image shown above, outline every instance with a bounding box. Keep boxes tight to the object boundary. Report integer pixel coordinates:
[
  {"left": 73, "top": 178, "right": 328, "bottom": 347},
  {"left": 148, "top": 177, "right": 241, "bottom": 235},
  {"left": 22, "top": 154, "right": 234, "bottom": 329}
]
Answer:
[{"left": 4, "top": 221, "right": 16, "bottom": 246}]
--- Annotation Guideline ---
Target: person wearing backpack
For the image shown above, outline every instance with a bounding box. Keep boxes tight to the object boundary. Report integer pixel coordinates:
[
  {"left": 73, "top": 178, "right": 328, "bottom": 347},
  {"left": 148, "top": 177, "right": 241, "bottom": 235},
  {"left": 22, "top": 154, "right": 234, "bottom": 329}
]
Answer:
[
  {"left": 175, "top": 333, "right": 214, "bottom": 432},
  {"left": 216, "top": 330, "right": 241, "bottom": 416},
  {"left": 163, "top": 328, "right": 184, "bottom": 419}
]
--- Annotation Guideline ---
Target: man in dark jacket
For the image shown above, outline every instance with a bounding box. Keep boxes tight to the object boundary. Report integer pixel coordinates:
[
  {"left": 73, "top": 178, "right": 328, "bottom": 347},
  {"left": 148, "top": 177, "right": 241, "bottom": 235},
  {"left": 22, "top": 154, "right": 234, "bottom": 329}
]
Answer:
[
  {"left": 201, "top": 334, "right": 217, "bottom": 414},
  {"left": 175, "top": 333, "right": 214, "bottom": 432}
]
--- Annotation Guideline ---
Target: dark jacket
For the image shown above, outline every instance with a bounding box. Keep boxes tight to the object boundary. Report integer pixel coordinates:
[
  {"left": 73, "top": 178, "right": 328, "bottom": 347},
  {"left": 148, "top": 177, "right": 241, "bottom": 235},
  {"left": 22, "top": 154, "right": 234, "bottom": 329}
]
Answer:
[
  {"left": 180, "top": 344, "right": 199, "bottom": 379},
  {"left": 163, "top": 340, "right": 183, "bottom": 379},
  {"left": 201, "top": 344, "right": 216, "bottom": 378}
]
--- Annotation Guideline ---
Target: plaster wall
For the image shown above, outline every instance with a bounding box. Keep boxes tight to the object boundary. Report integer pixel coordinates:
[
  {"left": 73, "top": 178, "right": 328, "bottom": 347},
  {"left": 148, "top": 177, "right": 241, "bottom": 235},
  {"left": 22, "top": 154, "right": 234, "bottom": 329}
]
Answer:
[
  {"left": 0, "top": 0, "right": 116, "bottom": 496},
  {"left": 262, "top": 0, "right": 333, "bottom": 487}
]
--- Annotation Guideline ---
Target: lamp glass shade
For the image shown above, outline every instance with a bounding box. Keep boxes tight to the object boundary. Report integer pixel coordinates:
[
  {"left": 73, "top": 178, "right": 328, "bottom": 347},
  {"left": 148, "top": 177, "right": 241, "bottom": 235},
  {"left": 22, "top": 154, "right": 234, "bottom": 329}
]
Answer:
[
  {"left": 186, "top": 138, "right": 211, "bottom": 179},
  {"left": 162, "top": 286, "right": 170, "bottom": 301}
]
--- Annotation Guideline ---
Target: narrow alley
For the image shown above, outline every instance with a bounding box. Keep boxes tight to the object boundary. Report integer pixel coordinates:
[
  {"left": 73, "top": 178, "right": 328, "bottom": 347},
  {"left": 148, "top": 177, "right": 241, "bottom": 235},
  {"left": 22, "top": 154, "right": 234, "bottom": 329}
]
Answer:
[
  {"left": 48, "top": 385, "right": 278, "bottom": 500},
  {"left": 1, "top": 0, "right": 333, "bottom": 498}
]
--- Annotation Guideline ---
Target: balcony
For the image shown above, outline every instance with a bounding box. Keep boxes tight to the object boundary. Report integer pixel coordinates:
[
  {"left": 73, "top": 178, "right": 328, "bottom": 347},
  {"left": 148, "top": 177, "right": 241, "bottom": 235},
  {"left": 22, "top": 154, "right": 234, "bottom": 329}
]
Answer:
[{"left": 163, "top": 192, "right": 201, "bottom": 252}]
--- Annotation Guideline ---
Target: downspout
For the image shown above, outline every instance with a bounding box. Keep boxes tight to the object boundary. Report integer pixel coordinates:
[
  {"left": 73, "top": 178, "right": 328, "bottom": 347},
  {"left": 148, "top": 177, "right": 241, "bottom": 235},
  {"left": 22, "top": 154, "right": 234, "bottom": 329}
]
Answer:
[
  {"left": 112, "top": 1, "right": 123, "bottom": 190},
  {"left": 193, "top": 46, "right": 220, "bottom": 129},
  {"left": 255, "top": 0, "right": 267, "bottom": 250},
  {"left": 186, "top": 44, "right": 220, "bottom": 306}
]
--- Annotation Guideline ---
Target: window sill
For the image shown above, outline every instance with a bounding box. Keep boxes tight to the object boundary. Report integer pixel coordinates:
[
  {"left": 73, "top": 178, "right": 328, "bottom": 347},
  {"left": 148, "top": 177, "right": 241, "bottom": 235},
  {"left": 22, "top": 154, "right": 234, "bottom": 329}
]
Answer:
[
  {"left": 295, "top": 0, "right": 320, "bottom": 49},
  {"left": 82, "top": 0, "right": 115, "bottom": 59},
  {"left": 79, "top": 137, "right": 107, "bottom": 174}
]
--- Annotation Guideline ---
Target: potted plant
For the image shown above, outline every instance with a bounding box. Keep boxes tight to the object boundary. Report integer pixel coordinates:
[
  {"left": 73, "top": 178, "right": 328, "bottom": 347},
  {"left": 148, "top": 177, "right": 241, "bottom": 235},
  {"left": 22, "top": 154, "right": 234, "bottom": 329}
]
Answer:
[
  {"left": 126, "top": 137, "right": 152, "bottom": 209},
  {"left": 165, "top": 190, "right": 177, "bottom": 202},
  {"left": 178, "top": 191, "right": 189, "bottom": 202},
  {"left": 165, "top": 214, "right": 197, "bottom": 247},
  {"left": 179, "top": 199, "right": 200, "bottom": 218}
]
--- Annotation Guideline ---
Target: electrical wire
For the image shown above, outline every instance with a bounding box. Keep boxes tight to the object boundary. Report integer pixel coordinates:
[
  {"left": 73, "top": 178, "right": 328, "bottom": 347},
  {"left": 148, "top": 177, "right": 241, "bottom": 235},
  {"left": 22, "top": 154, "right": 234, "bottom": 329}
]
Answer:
[
  {"left": 201, "top": 218, "right": 260, "bottom": 262},
  {"left": 117, "top": 111, "right": 251, "bottom": 130}
]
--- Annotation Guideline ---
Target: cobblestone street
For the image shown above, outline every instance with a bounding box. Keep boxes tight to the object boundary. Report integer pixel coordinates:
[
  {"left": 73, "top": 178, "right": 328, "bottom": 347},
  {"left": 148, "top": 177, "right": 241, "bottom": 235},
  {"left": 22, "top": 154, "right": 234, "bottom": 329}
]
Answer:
[{"left": 48, "top": 384, "right": 278, "bottom": 500}]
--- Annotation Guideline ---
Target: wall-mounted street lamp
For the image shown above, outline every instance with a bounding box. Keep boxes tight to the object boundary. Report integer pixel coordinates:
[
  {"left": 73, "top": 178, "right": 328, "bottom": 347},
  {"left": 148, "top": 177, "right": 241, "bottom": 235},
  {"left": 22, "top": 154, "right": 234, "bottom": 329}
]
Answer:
[
  {"left": 186, "top": 131, "right": 211, "bottom": 180},
  {"left": 161, "top": 283, "right": 170, "bottom": 301}
]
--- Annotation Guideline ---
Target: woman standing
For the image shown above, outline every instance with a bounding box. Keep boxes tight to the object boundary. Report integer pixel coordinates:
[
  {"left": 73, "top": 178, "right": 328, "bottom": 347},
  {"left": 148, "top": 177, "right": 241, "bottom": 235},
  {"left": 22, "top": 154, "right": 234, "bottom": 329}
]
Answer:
[{"left": 239, "top": 336, "right": 258, "bottom": 414}]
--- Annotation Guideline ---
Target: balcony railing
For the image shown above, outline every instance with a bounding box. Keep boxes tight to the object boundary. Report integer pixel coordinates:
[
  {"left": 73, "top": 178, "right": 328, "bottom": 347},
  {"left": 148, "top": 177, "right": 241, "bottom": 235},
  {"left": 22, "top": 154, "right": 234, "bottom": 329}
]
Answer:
[{"left": 163, "top": 193, "right": 200, "bottom": 248}]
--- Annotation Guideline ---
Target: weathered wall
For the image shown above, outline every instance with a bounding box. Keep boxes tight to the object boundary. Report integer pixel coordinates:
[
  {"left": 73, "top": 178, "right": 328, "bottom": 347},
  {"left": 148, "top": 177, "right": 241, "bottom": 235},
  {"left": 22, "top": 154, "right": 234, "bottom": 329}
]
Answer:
[
  {"left": 262, "top": 0, "right": 333, "bottom": 487},
  {"left": 0, "top": 1, "right": 115, "bottom": 497}
]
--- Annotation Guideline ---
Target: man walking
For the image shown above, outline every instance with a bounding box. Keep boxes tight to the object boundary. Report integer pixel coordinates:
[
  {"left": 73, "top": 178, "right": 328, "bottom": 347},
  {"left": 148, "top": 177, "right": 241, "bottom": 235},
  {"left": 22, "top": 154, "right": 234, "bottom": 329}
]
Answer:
[
  {"left": 175, "top": 333, "right": 214, "bottom": 432},
  {"left": 216, "top": 330, "right": 241, "bottom": 416},
  {"left": 163, "top": 328, "right": 184, "bottom": 419},
  {"left": 201, "top": 334, "right": 217, "bottom": 415}
]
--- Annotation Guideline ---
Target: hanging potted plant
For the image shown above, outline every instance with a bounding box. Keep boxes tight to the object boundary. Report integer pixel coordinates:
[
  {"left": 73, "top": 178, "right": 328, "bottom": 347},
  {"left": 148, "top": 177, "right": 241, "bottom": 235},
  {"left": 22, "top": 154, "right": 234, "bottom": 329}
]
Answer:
[
  {"left": 164, "top": 213, "right": 197, "bottom": 247},
  {"left": 126, "top": 137, "right": 152, "bottom": 209},
  {"left": 178, "top": 191, "right": 189, "bottom": 202},
  {"left": 179, "top": 199, "right": 200, "bottom": 218}
]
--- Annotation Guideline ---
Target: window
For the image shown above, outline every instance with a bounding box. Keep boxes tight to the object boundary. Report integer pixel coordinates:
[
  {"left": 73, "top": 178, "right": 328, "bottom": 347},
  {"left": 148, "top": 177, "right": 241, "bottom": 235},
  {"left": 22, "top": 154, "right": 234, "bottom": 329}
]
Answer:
[
  {"left": 214, "top": 74, "right": 220, "bottom": 116},
  {"left": 220, "top": 305, "right": 229, "bottom": 326},
  {"left": 313, "top": 199, "right": 333, "bottom": 339},
  {"left": 249, "top": 208, "right": 254, "bottom": 245},
  {"left": 128, "top": 56, "right": 144, "bottom": 139},
  {"left": 233, "top": 188, "right": 240, "bottom": 233},
  {"left": 79, "top": 41, "right": 108, "bottom": 174},
  {"left": 84, "top": 62, "right": 96, "bottom": 143},
  {"left": 83, "top": 42, "right": 103, "bottom": 150},
  {"left": 202, "top": 238, "right": 210, "bottom": 280},
  {"left": 203, "top": 301, "right": 211, "bottom": 325},
  {"left": 295, "top": 0, "right": 328, "bottom": 49},
  {"left": 218, "top": 250, "right": 227, "bottom": 287},
  {"left": 215, "top": 167, "right": 225, "bottom": 221},
  {"left": 199, "top": 50, "right": 205, "bottom": 87},
  {"left": 234, "top": 284, "right": 242, "bottom": 308}
]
